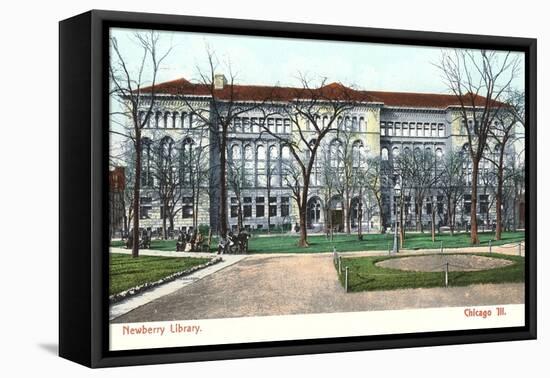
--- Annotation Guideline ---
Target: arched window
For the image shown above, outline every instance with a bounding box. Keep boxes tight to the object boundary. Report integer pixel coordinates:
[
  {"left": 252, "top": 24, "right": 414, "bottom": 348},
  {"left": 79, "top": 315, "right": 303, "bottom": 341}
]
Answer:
[
  {"left": 281, "top": 145, "right": 291, "bottom": 161},
  {"left": 436, "top": 148, "right": 443, "bottom": 159},
  {"left": 141, "top": 138, "right": 153, "bottom": 187},
  {"left": 307, "top": 197, "right": 322, "bottom": 225},
  {"left": 269, "top": 145, "right": 278, "bottom": 160},
  {"left": 244, "top": 144, "right": 254, "bottom": 186},
  {"left": 352, "top": 140, "right": 364, "bottom": 168},
  {"left": 155, "top": 111, "right": 162, "bottom": 128},
  {"left": 181, "top": 137, "right": 195, "bottom": 186},
  {"left": 392, "top": 146, "right": 400, "bottom": 158},
  {"left": 330, "top": 139, "right": 343, "bottom": 168},
  {"left": 381, "top": 147, "right": 389, "bottom": 161},
  {"left": 159, "top": 137, "right": 175, "bottom": 186},
  {"left": 359, "top": 117, "right": 365, "bottom": 132},
  {"left": 172, "top": 112, "right": 180, "bottom": 128},
  {"left": 257, "top": 145, "right": 266, "bottom": 187},
  {"left": 231, "top": 144, "right": 241, "bottom": 160}
]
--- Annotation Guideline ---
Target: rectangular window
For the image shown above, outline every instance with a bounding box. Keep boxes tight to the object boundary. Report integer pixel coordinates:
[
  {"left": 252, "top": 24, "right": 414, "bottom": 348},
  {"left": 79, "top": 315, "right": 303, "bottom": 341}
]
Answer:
[
  {"left": 283, "top": 118, "right": 291, "bottom": 133},
  {"left": 395, "top": 122, "right": 401, "bottom": 136},
  {"left": 256, "top": 196, "right": 265, "bottom": 203},
  {"left": 437, "top": 195, "right": 444, "bottom": 215},
  {"left": 251, "top": 117, "right": 258, "bottom": 133},
  {"left": 243, "top": 204, "right": 252, "bottom": 218},
  {"left": 438, "top": 123, "right": 445, "bottom": 137},
  {"left": 140, "top": 196, "right": 152, "bottom": 219},
  {"left": 267, "top": 118, "right": 275, "bottom": 133},
  {"left": 182, "top": 196, "right": 193, "bottom": 219},
  {"left": 380, "top": 122, "right": 386, "bottom": 136},
  {"left": 417, "top": 123, "right": 423, "bottom": 136},
  {"left": 409, "top": 123, "right": 416, "bottom": 136},
  {"left": 242, "top": 117, "right": 250, "bottom": 133},
  {"left": 269, "top": 205, "right": 277, "bottom": 217},
  {"left": 230, "top": 205, "right": 239, "bottom": 218},
  {"left": 281, "top": 196, "right": 290, "bottom": 217},
  {"left": 479, "top": 194, "right": 489, "bottom": 214},
  {"left": 431, "top": 123, "right": 437, "bottom": 137},
  {"left": 276, "top": 118, "right": 283, "bottom": 133},
  {"left": 387, "top": 122, "right": 393, "bottom": 136},
  {"left": 256, "top": 204, "right": 265, "bottom": 217},
  {"left": 233, "top": 117, "right": 241, "bottom": 132},
  {"left": 424, "top": 123, "right": 430, "bottom": 136},
  {"left": 464, "top": 194, "right": 472, "bottom": 214},
  {"left": 403, "top": 123, "right": 409, "bottom": 136}
]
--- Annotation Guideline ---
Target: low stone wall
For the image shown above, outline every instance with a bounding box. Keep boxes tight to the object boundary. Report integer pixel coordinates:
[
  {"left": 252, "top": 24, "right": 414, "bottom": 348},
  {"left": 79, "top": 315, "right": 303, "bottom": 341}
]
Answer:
[{"left": 109, "top": 257, "right": 222, "bottom": 304}]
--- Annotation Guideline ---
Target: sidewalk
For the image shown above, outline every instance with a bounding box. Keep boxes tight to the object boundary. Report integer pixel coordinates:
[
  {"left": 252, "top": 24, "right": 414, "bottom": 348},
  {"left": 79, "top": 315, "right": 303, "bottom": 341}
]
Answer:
[{"left": 109, "top": 247, "right": 247, "bottom": 320}]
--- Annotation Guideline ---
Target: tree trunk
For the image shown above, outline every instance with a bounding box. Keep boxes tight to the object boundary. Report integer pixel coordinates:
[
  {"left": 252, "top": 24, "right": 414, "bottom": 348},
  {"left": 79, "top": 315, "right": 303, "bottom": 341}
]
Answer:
[
  {"left": 267, "top": 185, "right": 271, "bottom": 234},
  {"left": 376, "top": 196, "right": 385, "bottom": 234},
  {"left": 495, "top": 158, "right": 504, "bottom": 241},
  {"left": 162, "top": 199, "right": 168, "bottom": 239},
  {"left": 298, "top": 181, "right": 310, "bottom": 247},
  {"left": 132, "top": 135, "right": 141, "bottom": 258},
  {"left": 357, "top": 194, "right": 363, "bottom": 241},
  {"left": 219, "top": 129, "right": 228, "bottom": 237},
  {"left": 344, "top": 194, "right": 351, "bottom": 235},
  {"left": 431, "top": 205, "right": 436, "bottom": 242},
  {"left": 399, "top": 198, "right": 404, "bottom": 248},
  {"left": 470, "top": 159, "right": 480, "bottom": 245}
]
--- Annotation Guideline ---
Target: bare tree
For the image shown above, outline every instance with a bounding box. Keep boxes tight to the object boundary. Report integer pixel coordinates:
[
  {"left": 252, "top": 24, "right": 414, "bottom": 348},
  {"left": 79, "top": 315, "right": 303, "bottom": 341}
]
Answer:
[
  {"left": 109, "top": 31, "right": 172, "bottom": 257},
  {"left": 332, "top": 128, "right": 364, "bottom": 235},
  {"left": 318, "top": 144, "right": 338, "bottom": 239},
  {"left": 364, "top": 156, "right": 390, "bottom": 234},
  {"left": 173, "top": 48, "right": 278, "bottom": 238},
  {"left": 486, "top": 90, "right": 525, "bottom": 239},
  {"left": 227, "top": 157, "right": 249, "bottom": 232},
  {"left": 437, "top": 49, "right": 520, "bottom": 244},
  {"left": 395, "top": 148, "right": 439, "bottom": 234},
  {"left": 439, "top": 150, "right": 467, "bottom": 236},
  {"left": 259, "top": 77, "right": 368, "bottom": 247}
]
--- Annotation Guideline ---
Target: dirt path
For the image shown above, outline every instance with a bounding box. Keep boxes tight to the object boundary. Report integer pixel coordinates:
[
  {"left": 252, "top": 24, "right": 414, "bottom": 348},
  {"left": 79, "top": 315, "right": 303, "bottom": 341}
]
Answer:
[{"left": 112, "top": 253, "right": 524, "bottom": 323}]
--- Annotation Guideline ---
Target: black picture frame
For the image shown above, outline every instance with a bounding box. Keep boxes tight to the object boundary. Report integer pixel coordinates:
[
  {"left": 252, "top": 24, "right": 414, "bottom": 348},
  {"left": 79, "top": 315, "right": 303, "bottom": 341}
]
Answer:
[{"left": 59, "top": 9, "right": 537, "bottom": 368}]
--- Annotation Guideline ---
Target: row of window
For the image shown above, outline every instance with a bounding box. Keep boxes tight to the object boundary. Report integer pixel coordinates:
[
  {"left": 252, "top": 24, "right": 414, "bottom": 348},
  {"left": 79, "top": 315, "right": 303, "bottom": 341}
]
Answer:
[
  {"left": 306, "top": 115, "right": 366, "bottom": 132},
  {"left": 230, "top": 196, "right": 290, "bottom": 218},
  {"left": 381, "top": 121, "right": 445, "bottom": 138},
  {"left": 381, "top": 145, "right": 444, "bottom": 160},
  {"left": 232, "top": 117, "right": 292, "bottom": 134}
]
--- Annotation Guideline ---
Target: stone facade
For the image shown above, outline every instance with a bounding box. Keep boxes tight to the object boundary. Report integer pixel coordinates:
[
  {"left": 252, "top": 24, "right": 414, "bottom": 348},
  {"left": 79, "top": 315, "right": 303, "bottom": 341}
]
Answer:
[{"left": 116, "top": 78, "right": 522, "bottom": 236}]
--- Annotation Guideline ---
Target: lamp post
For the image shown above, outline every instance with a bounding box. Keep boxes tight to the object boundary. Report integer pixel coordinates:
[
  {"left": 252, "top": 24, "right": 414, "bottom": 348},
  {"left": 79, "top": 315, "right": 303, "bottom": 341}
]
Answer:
[{"left": 393, "top": 180, "right": 401, "bottom": 254}]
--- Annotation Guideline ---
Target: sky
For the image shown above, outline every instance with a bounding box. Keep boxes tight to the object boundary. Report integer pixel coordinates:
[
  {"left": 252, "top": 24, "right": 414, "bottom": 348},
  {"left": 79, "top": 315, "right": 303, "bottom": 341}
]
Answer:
[{"left": 110, "top": 27, "right": 525, "bottom": 94}]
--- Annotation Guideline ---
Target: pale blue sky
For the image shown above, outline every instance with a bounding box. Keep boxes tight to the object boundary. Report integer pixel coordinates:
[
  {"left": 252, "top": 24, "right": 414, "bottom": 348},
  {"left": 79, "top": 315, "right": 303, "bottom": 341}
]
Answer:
[{"left": 110, "top": 27, "right": 525, "bottom": 94}]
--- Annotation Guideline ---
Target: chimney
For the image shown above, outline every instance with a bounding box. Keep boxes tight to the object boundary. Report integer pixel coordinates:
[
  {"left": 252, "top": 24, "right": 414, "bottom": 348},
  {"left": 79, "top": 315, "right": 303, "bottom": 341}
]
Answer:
[{"left": 214, "top": 74, "right": 227, "bottom": 90}]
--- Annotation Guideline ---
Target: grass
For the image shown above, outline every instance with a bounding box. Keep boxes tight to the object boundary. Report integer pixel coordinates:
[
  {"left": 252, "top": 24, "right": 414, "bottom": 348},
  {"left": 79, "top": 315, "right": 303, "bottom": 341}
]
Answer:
[
  {"left": 337, "top": 253, "right": 525, "bottom": 292},
  {"left": 109, "top": 253, "right": 210, "bottom": 296},
  {"left": 110, "top": 231, "right": 524, "bottom": 254}
]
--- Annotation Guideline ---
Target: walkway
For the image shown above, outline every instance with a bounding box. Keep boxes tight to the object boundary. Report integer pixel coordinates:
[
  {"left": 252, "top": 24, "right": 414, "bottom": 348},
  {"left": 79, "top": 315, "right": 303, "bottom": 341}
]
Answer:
[{"left": 111, "top": 248, "right": 524, "bottom": 323}]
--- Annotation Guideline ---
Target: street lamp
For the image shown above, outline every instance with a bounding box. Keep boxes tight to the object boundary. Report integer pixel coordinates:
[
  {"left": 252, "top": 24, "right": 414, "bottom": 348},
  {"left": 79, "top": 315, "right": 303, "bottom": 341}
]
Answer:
[{"left": 393, "top": 180, "right": 401, "bottom": 254}]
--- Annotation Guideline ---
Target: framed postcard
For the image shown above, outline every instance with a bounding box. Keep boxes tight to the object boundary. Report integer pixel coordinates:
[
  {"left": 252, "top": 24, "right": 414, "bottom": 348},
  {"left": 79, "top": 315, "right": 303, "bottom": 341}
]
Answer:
[{"left": 59, "top": 10, "right": 536, "bottom": 368}]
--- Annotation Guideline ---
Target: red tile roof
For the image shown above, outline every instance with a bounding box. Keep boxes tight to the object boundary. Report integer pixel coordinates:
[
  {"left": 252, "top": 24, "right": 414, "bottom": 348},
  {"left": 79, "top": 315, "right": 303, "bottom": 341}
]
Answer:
[{"left": 138, "top": 77, "right": 501, "bottom": 109}]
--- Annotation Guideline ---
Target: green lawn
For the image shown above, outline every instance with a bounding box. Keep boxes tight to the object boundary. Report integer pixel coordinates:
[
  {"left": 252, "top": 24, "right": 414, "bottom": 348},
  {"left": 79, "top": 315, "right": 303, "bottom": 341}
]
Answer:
[
  {"left": 110, "top": 231, "right": 524, "bottom": 254},
  {"left": 109, "top": 253, "right": 210, "bottom": 296},
  {"left": 337, "top": 253, "right": 525, "bottom": 292}
]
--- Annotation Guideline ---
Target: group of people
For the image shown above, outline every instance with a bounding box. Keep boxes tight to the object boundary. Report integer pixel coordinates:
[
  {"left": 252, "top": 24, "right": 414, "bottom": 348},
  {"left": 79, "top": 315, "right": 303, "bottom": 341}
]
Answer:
[
  {"left": 176, "top": 229, "right": 206, "bottom": 252},
  {"left": 217, "top": 230, "right": 249, "bottom": 254},
  {"left": 125, "top": 229, "right": 151, "bottom": 249}
]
